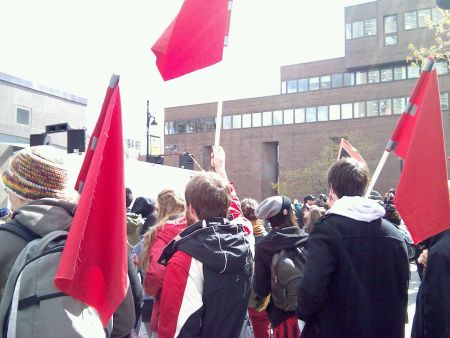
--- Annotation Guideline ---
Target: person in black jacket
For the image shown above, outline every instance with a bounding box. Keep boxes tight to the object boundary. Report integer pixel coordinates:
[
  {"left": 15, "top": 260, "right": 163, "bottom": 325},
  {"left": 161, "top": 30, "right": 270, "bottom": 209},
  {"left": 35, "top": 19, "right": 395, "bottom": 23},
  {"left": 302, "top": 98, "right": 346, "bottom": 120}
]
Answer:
[
  {"left": 296, "top": 158, "right": 409, "bottom": 338},
  {"left": 254, "top": 195, "right": 308, "bottom": 338},
  {"left": 412, "top": 228, "right": 450, "bottom": 338}
]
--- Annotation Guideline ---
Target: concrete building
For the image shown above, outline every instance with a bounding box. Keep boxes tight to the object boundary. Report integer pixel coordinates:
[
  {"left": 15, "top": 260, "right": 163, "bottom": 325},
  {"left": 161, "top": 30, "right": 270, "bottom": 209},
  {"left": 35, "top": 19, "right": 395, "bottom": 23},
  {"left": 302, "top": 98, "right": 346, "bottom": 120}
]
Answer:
[
  {"left": 0, "top": 72, "right": 87, "bottom": 205},
  {"left": 163, "top": 0, "right": 450, "bottom": 201}
]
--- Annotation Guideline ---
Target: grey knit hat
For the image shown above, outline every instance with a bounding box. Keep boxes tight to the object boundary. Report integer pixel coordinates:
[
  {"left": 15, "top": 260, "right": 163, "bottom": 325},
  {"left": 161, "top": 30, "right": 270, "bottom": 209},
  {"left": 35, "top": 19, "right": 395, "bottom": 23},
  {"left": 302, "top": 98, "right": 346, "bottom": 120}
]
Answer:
[{"left": 255, "top": 195, "right": 292, "bottom": 225}]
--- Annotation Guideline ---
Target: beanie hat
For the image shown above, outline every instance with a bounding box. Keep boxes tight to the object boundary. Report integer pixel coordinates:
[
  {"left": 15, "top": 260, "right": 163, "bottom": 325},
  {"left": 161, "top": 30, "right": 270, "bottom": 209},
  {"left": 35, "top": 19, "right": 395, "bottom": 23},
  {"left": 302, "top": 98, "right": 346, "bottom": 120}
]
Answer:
[
  {"left": 131, "top": 197, "right": 156, "bottom": 218},
  {"left": 1, "top": 146, "right": 68, "bottom": 201},
  {"left": 255, "top": 195, "right": 292, "bottom": 226}
]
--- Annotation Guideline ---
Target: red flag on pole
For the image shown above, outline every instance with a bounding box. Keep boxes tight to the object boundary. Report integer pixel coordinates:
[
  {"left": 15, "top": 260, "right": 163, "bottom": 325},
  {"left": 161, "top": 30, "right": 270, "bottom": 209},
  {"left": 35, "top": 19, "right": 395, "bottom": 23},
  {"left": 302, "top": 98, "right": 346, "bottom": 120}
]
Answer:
[
  {"left": 152, "top": 0, "right": 232, "bottom": 81},
  {"left": 54, "top": 75, "right": 128, "bottom": 325},
  {"left": 391, "top": 59, "right": 450, "bottom": 243},
  {"left": 337, "top": 138, "right": 367, "bottom": 165}
]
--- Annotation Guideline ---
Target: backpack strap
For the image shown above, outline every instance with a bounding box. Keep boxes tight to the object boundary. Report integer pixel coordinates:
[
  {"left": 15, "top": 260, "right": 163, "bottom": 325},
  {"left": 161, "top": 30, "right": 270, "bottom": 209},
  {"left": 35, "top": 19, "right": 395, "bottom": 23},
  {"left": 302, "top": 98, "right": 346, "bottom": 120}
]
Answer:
[{"left": 0, "top": 221, "right": 41, "bottom": 243}]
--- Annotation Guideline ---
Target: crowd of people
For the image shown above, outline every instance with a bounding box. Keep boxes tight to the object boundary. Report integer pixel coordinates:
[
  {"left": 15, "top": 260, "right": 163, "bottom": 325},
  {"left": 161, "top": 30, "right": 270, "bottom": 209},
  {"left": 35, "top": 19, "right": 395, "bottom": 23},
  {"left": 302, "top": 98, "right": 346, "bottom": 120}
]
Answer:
[{"left": 0, "top": 144, "right": 449, "bottom": 338}]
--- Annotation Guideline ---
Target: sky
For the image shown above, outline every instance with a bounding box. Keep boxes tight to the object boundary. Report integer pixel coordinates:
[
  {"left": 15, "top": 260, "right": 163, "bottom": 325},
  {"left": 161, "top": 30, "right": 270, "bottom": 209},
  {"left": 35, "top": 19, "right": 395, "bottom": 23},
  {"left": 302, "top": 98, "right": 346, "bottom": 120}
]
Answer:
[{"left": 0, "top": 0, "right": 371, "bottom": 148}]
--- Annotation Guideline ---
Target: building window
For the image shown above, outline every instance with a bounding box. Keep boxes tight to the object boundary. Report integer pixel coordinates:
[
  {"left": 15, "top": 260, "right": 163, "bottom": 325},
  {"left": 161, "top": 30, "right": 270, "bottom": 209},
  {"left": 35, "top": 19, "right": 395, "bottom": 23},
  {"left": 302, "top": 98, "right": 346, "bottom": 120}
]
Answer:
[
  {"left": 262, "top": 111, "right": 272, "bottom": 126},
  {"left": 252, "top": 112, "right": 262, "bottom": 127},
  {"left": 16, "top": 106, "right": 31, "bottom": 125},
  {"left": 165, "top": 121, "right": 175, "bottom": 135},
  {"left": 223, "top": 115, "right": 232, "bottom": 130},
  {"left": 341, "top": 103, "right": 353, "bottom": 119},
  {"left": 407, "top": 65, "right": 420, "bottom": 79},
  {"left": 346, "top": 23, "right": 352, "bottom": 39},
  {"left": 273, "top": 110, "right": 283, "bottom": 125},
  {"left": 404, "top": 11, "right": 418, "bottom": 30},
  {"left": 352, "top": 21, "right": 364, "bottom": 38},
  {"left": 317, "top": 106, "right": 328, "bottom": 121},
  {"left": 384, "top": 15, "right": 398, "bottom": 46},
  {"left": 367, "top": 100, "right": 379, "bottom": 117},
  {"left": 355, "top": 71, "right": 367, "bottom": 85},
  {"left": 195, "top": 119, "right": 204, "bottom": 133},
  {"left": 368, "top": 70, "right": 380, "bottom": 83},
  {"left": 432, "top": 8, "right": 444, "bottom": 25},
  {"left": 331, "top": 73, "right": 343, "bottom": 88},
  {"left": 354, "top": 102, "right": 366, "bottom": 118},
  {"left": 284, "top": 109, "right": 294, "bottom": 124},
  {"left": 320, "top": 75, "right": 331, "bottom": 89},
  {"left": 287, "top": 80, "right": 297, "bottom": 93},
  {"left": 309, "top": 77, "right": 320, "bottom": 91},
  {"left": 242, "top": 113, "right": 252, "bottom": 128},
  {"left": 441, "top": 92, "right": 449, "bottom": 111},
  {"left": 380, "top": 99, "right": 392, "bottom": 115},
  {"left": 381, "top": 68, "right": 393, "bottom": 82},
  {"left": 394, "top": 66, "right": 407, "bottom": 80},
  {"left": 176, "top": 120, "right": 186, "bottom": 134},
  {"left": 347, "top": 19, "right": 377, "bottom": 39},
  {"left": 418, "top": 9, "right": 431, "bottom": 28},
  {"left": 281, "top": 81, "right": 287, "bottom": 94},
  {"left": 343, "top": 72, "right": 355, "bottom": 86},
  {"left": 232, "top": 115, "right": 242, "bottom": 129},
  {"left": 436, "top": 60, "right": 449, "bottom": 75},
  {"left": 306, "top": 107, "right": 317, "bottom": 122},
  {"left": 329, "top": 105, "right": 340, "bottom": 120},
  {"left": 204, "top": 117, "right": 215, "bottom": 132},
  {"left": 186, "top": 120, "right": 195, "bottom": 133},
  {"left": 385, "top": 35, "right": 398, "bottom": 45},
  {"left": 393, "top": 97, "right": 406, "bottom": 114},
  {"left": 298, "top": 78, "right": 308, "bottom": 92},
  {"left": 365, "top": 19, "right": 377, "bottom": 36},
  {"left": 294, "top": 108, "right": 305, "bottom": 123}
]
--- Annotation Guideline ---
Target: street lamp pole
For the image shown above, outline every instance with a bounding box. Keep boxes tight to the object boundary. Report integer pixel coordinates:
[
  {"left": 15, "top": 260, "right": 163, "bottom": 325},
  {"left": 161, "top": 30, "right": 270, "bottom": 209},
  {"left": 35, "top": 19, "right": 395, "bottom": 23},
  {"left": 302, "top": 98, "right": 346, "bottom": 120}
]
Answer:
[{"left": 146, "top": 100, "right": 150, "bottom": 162}]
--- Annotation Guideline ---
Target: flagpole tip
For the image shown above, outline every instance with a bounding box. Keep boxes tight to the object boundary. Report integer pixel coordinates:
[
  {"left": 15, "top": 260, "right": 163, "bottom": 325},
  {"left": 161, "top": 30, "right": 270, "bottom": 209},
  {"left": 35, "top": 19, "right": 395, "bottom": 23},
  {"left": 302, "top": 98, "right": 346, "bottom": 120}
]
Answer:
[{"left": 109, "top": 74, "right": 120, "bottom": 88}]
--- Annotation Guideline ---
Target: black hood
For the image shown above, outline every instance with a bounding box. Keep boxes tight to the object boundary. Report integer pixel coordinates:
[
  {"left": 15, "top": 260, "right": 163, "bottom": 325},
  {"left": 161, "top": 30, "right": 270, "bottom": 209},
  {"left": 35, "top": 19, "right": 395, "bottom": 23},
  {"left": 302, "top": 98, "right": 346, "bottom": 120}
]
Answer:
[
  {"left": 256, "top": 226, "right": 308, "bottom": 254},
  {"left": 159, "top": 217, "right": 252, "bottom": 273}
]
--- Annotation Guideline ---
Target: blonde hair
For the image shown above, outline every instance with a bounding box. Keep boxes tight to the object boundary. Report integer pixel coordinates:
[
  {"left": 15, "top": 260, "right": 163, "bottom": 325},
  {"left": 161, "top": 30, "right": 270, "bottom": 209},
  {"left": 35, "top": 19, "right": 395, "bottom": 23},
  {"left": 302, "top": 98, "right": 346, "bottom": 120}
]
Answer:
[{"left": 140, "top": 189, "right": 185, "bottom": 272}]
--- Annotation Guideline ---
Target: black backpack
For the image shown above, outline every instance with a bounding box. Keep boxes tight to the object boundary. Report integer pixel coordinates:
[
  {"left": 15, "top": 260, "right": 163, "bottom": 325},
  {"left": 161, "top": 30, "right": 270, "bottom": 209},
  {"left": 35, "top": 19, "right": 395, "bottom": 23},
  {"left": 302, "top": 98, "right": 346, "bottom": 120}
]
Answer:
[{"left": 270, "top": 246, "right": 307, "bottom": 312}]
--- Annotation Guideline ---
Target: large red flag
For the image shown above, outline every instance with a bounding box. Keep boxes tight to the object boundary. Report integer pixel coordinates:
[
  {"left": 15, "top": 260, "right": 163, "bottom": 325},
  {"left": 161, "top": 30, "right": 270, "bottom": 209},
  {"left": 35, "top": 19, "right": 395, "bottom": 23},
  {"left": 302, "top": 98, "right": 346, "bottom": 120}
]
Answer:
[
  {"left": 152, "top": 0, "right": 232, "bottom": 81},
  {"left": 391, "top": 59, "right": 450, "bottom": 243},
  {"left": 54, "top": 75, "right": 128, "bottom": 325}
]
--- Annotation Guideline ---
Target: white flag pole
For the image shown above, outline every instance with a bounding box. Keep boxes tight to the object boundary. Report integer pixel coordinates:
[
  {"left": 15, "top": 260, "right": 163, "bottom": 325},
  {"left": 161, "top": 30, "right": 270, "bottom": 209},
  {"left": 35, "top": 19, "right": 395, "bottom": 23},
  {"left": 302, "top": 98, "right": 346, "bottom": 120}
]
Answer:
[
  {"left": 364, "top": 150, "right": 391, "bottom": 198},
  {"left": 214, "top": 101, "right": 223, "bottom": 146}
]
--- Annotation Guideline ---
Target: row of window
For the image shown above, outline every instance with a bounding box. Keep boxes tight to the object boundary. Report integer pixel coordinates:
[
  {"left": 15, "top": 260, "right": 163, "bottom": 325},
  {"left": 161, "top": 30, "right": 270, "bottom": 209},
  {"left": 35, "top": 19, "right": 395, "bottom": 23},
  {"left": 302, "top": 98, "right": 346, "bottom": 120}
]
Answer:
[
  {"left": 281, "top": 61, "right": 448, "bottom": 94},
  {"left": 164, "top": 93, "right": 449, "bottom": 135},
  {"left": 345, "top": 7, "right": 443, "bottom": 41}
]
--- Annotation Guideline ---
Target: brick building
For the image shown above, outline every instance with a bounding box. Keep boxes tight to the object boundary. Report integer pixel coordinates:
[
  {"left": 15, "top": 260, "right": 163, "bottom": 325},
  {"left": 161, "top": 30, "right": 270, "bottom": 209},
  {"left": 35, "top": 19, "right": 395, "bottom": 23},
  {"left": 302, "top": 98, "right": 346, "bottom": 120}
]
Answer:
[{"left": 163, "top": 0, "right": 450, "bottom": 201}]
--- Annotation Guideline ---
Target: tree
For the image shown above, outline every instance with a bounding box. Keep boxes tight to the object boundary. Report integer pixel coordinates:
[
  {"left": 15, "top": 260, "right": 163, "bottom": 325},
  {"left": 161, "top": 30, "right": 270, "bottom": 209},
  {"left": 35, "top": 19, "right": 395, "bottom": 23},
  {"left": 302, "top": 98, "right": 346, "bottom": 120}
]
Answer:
[{"left": 274, "top": 132, "right": 375, "bottom": 199}]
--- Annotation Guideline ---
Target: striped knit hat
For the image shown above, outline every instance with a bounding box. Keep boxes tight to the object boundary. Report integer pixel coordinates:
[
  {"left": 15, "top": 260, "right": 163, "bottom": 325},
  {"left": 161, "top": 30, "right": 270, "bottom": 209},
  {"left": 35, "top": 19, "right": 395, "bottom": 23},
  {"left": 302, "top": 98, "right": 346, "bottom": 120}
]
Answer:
[{"left": 1, "top": 146, "right": 68, "bottom": 201}]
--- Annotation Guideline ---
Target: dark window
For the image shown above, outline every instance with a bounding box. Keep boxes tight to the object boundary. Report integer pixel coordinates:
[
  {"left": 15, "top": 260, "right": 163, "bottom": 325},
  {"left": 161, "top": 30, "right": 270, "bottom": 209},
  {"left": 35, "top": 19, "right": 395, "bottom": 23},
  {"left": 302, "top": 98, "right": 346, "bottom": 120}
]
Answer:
[
  {"left": 332, "top": 73, "right": 343, "bottom": 88},
  {"left": 343, "top": 72, "right": 355, "bottom": 86},
  {"left": 176, "top": 120, "right": 186, "bottom": 134},
  {"left": 195, "top": 119, "right": 204, "bottom": 133},
  {"left": 16, "top": 107, "right": 30, "bottom": 125},
  {"left": 204, "top": 117, "right": 215, "bottom": 132}
]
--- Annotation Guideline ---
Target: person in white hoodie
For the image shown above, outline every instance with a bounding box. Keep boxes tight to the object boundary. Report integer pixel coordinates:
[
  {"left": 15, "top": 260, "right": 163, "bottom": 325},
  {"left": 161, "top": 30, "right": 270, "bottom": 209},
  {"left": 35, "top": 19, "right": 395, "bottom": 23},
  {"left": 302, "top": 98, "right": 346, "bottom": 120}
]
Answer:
[{"left": 296, "top": 158, "right": 409, "bottom": 338}]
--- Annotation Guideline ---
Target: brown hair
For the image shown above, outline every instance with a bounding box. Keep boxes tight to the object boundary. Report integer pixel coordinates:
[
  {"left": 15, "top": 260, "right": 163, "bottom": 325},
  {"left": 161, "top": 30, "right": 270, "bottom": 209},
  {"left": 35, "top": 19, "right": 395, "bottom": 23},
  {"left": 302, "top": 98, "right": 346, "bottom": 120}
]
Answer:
[
  {"left": 304, "top": 205, "right": 325, "bottom": 233},
  {"left": 185, "top": 171, "right": 230, "bottom": 220},
  {"left": 327, "top": 158, "right": 369, "bottom": 198},
  {"left": 140, "top": 189, "right": 185, "bottom": 272},
  {"left": 271, "top": 208, "right": 299, "bottom": 229},
  {"left": 241, "top": 198, "right": 258, "bottom": 221}
]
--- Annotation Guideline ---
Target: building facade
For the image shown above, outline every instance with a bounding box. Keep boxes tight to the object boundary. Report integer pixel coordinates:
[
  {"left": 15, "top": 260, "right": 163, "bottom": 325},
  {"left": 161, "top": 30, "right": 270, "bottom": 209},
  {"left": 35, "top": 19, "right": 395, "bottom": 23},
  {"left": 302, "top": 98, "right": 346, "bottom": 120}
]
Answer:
[{"left": 163, "top": 0, "right": 450, "bottom": 201}]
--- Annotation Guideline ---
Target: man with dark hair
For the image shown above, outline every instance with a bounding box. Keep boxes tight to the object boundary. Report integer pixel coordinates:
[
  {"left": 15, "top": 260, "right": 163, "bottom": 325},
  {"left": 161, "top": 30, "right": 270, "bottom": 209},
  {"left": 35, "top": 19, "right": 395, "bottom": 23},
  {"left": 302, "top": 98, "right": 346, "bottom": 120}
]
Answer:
[
  {"left": 298, "top": 194, "right": 315, "bottom": 228},
  {"left": 297, "top": 158, "right": 409, "bottom": 338},
  {"left": 157, "top": 146, "right": 254, "bottom": 338}
]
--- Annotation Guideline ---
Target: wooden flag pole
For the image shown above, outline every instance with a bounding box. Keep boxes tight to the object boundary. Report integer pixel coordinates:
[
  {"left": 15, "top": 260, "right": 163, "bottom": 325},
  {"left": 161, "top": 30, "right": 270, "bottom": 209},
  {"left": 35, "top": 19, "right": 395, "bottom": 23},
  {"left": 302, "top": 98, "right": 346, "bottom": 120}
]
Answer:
[
  {"left": 364, "top": 150, "right": 390, "bottom": 198},
  {"left": 214, "top": 101, "right": 223, "bottom": 147}
]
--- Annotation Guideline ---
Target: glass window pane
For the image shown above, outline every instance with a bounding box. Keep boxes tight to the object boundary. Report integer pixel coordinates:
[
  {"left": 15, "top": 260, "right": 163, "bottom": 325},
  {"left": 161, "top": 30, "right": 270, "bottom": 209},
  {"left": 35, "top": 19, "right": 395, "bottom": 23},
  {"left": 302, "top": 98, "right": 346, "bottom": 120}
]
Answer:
[
  {"left": 306, "top": 107, "right": 317, "bottom": 122},
  {"left": 287, "top": 80, "right": 297, "bottom": 93},
  {"left": 384, "top": 15, "right": 397, "bottom": 33},
  {"left": 393, "top": 97, "right": 406, "bottom": 114},
  {"left": 232, "top": 115, "right": 241, "bottom": 129},
  {"left": 352, "top": 21, "right": 364, "bottom": 38},
  {"left": 432, "top": 8, "right": 444, "bottom": 25},
  {"left": 252, "top": 112, "right": 261, "bottom": 127},
  {"left": 365, "top": 19, "right": 377, "bottom": 36},
  {"left": 195, "top": 119, "right": 204, "bottom": 133},
  {"left": 320, "top": 75, "right": 331, "bottom": 89},
  {"left": 368, "top": 70, "right": 380, "bottom": 83},
  {"left": 408, "top": 65, "right": 420, "bottom": 79},
  {"left": 380, "top": 99, "right": 392, "bottom": 115},
  {"left": 332, "top": 73, "right": 343, "bottom": 88},
  {"left": 346, "top": 23, "right": 352, "bottom": 39},
  {"left": 367, "top": 100, "right": 379, "bottom": 117},
  {"left": 281, "top": 81, "right": 287, "bottom": 94},
  {"left": 223, "top": 116, "right": 232, "bottom": 130},
  {"left": 204, "top": 117, "right": 215, "bottom": 132},
  {"left": 16, "top": 107, "right": 30, "bottom": 125},
  {"left": 341, "top": 103, "right": 353, "bottom": 119},
  {"left": 418, "top": 9, "right": 431, "bottom": 28},
  {"left": 436, "top": 60, "right": 448, "bottom": 75},
  {"left": 356, "top": 71, "right": 367, "bottom": 85},
  {"left": 284, "top": 109, "right": 294, "bottom": 124},
  {"left": 381, "top": 68, "right": 393, "bottom": 82},
  {"left": 354, "top": 102, "right": 366, "bottom": 118},
  {"left": 273, "top": 110, "right": 283, "bottom": 125},
  {"left": 309, "top": 77, "right": 319, "bottom": 90},
  {"left": 317, "top": 106, "right": 328, "bottom": 121},
  {"left": 168, "top": 121, "right": 175, "bottom": 135},
  {"left": 298, "top": 78, "right": 308, "bottom": 92},
  {"left": 440, "top": 92, "right": 449, "bottom": 111},
  {"left": 394, "top": 66, "right": 407, "bottom": 80},
  {"left": 385, "top": 35, "right": 397, "bottom": 46},
  {"left": 164, "top": 122, "right": 169, "bottom": 135},
  {"left": 329, "top": 105, "right": 340, "bottom": 120},
  {"left": 262, "top": 111, "right": 272, "bottom": 126},
  {"left": 176, "top": 120, "right": 186, "bottom": 134},
  {"left": 294, "top": 108, "right": 305, "bottom": 123},
  {"left": 405, "top": 11, "right": 418, "bottom": 30},
  {"left": 242, "top": 113, "right": 251, "bottom": 128},
  {"left": 343, "top": 72, "right": 355, "bottom": 86}
]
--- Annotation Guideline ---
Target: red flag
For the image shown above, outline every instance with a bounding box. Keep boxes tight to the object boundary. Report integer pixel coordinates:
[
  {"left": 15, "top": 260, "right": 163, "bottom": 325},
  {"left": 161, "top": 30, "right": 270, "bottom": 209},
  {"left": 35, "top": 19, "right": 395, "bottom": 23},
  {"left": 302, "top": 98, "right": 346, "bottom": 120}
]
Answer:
[
  {"left": 54, "top": 75, "right": 128, "bottom": 325},
  {"left": 337, "top": 138, "right": 367, "bottom": 165},
  {"left": 152, "top": 0, "right": 232, "bottom": 81},
  {"left": 392, "top": 59, "right": 450, "bottom": 243}
]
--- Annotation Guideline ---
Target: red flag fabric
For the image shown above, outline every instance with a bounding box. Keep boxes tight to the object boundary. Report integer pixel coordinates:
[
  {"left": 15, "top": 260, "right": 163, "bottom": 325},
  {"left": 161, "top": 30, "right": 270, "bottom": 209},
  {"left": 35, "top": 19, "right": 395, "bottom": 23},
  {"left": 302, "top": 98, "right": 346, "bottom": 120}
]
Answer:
[
  {"left": 393, "top": 62, "right": 450, "bottom": 243},
  {"left": 337, "top": 138, "right": 367, "bottom": 165},
  {"left": 152, "top": 0, "right": 232, "bottom": 81},
  {"left": 54, "top": 75, "right": 128, "bottom": 325}
]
